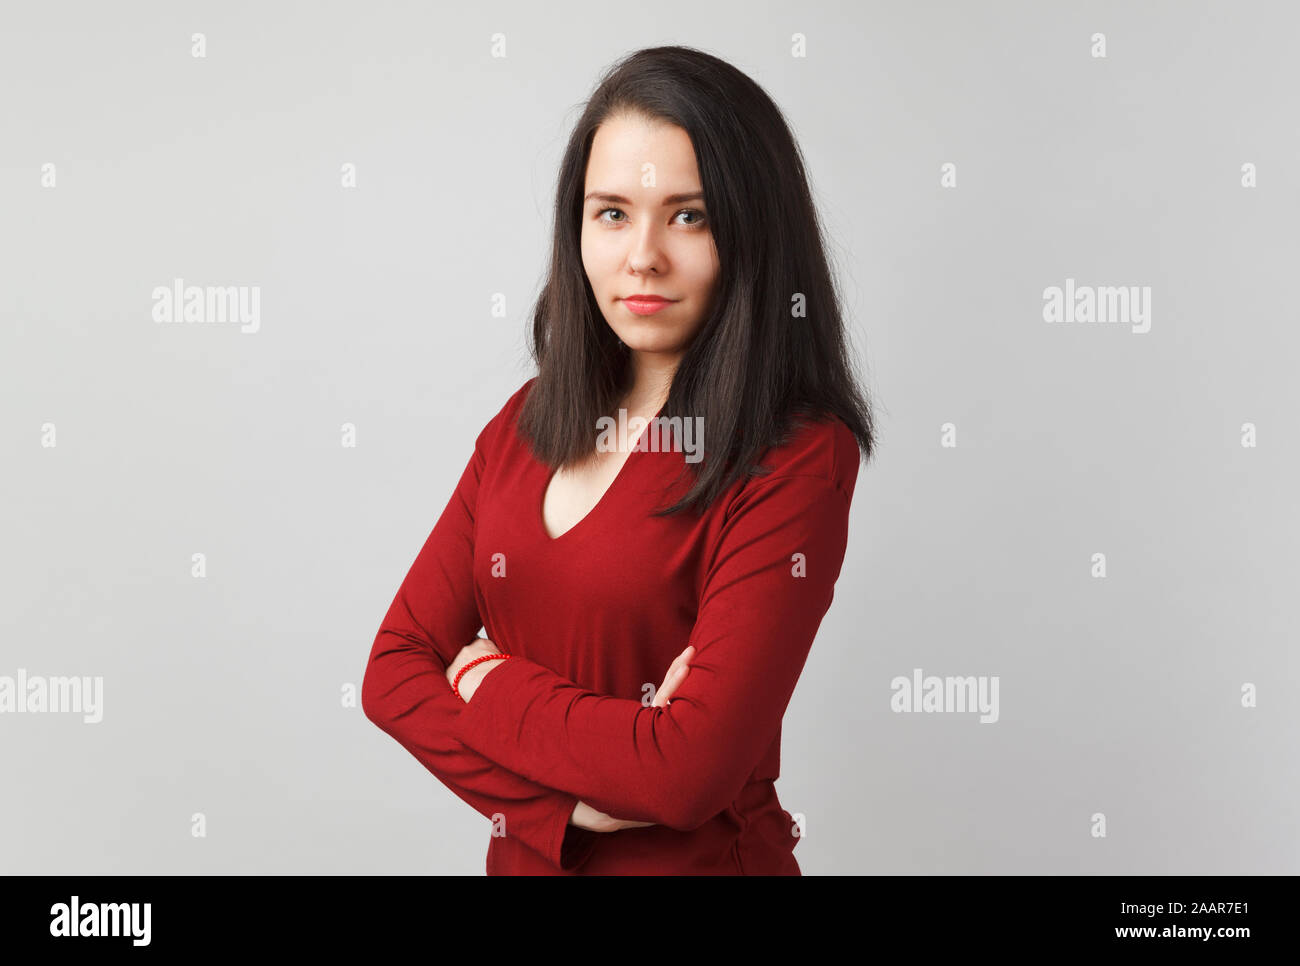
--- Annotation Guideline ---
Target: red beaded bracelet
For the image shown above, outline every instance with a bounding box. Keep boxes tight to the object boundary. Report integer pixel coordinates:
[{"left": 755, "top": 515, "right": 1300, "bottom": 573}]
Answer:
[{"left": 452, "top": 653, "right": 512, "bottom": 701}]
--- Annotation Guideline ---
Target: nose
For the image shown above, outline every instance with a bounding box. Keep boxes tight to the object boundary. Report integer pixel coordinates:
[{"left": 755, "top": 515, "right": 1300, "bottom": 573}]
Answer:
[{"left": 627, "top": 223, "right": 666, "bottom": 275}]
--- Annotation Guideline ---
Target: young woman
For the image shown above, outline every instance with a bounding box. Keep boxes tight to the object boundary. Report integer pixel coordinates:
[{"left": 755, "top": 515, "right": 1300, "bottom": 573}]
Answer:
[{"left": 363, "top": 45, "right": 876, "bottom": 875}]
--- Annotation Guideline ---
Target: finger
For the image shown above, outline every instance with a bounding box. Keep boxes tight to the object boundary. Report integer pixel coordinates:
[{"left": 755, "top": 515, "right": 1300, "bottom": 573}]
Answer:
[
  {"left": 651, "top": 646, "right": 696, "bottom": 707},
  {"left": 663, "top": 644, "right": 696, "bottom": 679},
  {"left": 652, "top": 666, "right": 684, "bottom": 706},
  {"left": 651, "top": 663, "right": 690, "bottom": 707}
]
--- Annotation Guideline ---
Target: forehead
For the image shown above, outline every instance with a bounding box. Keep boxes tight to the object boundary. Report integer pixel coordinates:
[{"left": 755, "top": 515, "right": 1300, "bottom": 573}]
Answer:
[{"left": 585, "top": 115, "right": 701, "bottom": 190}]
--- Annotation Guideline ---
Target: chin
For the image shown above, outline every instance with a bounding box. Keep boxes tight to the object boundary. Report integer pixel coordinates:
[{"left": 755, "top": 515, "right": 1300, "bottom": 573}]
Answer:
[{"left": 618, "top": 334, "right": 686, "bottom": 354}]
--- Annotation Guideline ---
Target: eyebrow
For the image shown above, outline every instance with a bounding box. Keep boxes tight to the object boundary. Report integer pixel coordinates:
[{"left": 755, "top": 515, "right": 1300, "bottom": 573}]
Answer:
[{"left": 583, "top": 190, "right": 705, "bottom": 206}]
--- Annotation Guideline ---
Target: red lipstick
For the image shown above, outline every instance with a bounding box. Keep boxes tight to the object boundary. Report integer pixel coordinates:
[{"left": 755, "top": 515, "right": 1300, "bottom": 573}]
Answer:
[{"left": 621, "top": 295, "right": 677, "bottom": 316}]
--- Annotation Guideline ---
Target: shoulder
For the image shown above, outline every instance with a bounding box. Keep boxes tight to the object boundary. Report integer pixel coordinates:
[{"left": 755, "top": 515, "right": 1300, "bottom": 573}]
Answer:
[
  {"left": 739, "top": 412, "right": 862, "bottom": 506},
  {"left": 473, "top": 376, "right": 538, "bottom": 454}
]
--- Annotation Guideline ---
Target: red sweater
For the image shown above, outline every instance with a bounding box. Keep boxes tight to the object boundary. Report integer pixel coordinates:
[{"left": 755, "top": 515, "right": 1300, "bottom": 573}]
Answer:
[{"left": 362, "top": 377, "right": 860, "bottom": 874}]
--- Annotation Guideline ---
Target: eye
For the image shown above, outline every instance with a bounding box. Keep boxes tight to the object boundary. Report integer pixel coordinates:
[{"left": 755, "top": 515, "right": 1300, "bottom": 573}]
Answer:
[{"left": 595, "top": 207, "right": 708, "bottom": 229}]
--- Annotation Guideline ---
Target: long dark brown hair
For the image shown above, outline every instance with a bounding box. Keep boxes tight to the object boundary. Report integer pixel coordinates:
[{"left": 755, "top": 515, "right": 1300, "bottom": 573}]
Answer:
[{"left": 518, "top": 44, "right": 877, "bottom": 517}]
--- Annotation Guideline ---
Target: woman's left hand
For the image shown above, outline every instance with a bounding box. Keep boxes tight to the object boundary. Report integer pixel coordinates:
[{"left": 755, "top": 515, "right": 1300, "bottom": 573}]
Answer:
[{"left": 446, "top": 636, "right": 505, "bottom": 703}]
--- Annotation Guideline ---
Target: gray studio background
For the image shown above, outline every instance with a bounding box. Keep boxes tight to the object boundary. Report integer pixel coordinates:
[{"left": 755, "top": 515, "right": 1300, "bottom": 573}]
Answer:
[{"left": 2, "top": 1, "right": 1297, "bottom": 875}]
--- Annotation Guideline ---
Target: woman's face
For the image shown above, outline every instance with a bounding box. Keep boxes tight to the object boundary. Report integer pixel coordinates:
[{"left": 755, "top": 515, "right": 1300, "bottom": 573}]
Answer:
[{"left": 581, "top": 114, "right": 720, "bottom": 365}]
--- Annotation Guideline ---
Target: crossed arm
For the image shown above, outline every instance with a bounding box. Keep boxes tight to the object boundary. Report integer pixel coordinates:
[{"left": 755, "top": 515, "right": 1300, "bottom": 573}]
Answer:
[
  {"left": 363, "top": 413, "right": 853, "bottom": 864},
  {"left": 361, "top": 422, "right": 695, "bottom": 870},
  {"left": 447, "top": 637, "right": 696, "bottom": 831},
  {"left": 437, "top": 473, "right": 853, "bottom": 832}
]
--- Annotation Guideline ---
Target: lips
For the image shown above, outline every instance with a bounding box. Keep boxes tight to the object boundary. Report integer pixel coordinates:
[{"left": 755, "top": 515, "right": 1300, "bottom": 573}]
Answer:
[{"left": 620, "top": 295, "right": 677, "bottom": 316}]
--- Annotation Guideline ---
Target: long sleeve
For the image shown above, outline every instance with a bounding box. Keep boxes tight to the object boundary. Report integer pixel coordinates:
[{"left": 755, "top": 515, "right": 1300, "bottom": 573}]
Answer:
[
  {"left": 452, "top": 470, "right": 855, "bottom": 831},
  {"left": 361, "top": 408, "right": 599, "bottom": 871}
]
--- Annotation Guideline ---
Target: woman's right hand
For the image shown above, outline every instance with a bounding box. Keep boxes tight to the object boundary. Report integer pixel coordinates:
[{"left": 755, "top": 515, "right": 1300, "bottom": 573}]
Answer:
[{"left": 569, "top": 644, "right": 696, "bottom": 832}]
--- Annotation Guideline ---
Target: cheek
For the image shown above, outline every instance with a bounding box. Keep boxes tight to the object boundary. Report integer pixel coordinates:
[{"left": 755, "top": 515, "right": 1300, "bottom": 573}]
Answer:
[
  {"left": 579, "top": 229, "right": 592, "bottom": 275},
  {"left": 581, "top": 232, "right": 614, "bottom": 287},
  {"left": 683, "top": 240, "right": 719, "bottom": 290},
  {"left": 687, "top": 264, "right": 719, "bottom": 298}
]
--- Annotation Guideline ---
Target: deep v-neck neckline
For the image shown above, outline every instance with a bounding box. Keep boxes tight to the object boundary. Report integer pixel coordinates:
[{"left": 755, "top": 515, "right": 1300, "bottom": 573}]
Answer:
[{"left": 536, "top": 405, "right": 664, "bottom": 544}]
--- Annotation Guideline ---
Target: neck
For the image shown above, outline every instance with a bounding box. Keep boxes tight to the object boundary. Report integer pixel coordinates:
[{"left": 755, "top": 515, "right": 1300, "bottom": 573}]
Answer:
[{"left": 621, "top": 350, "right": 677, "bottom": 414}]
